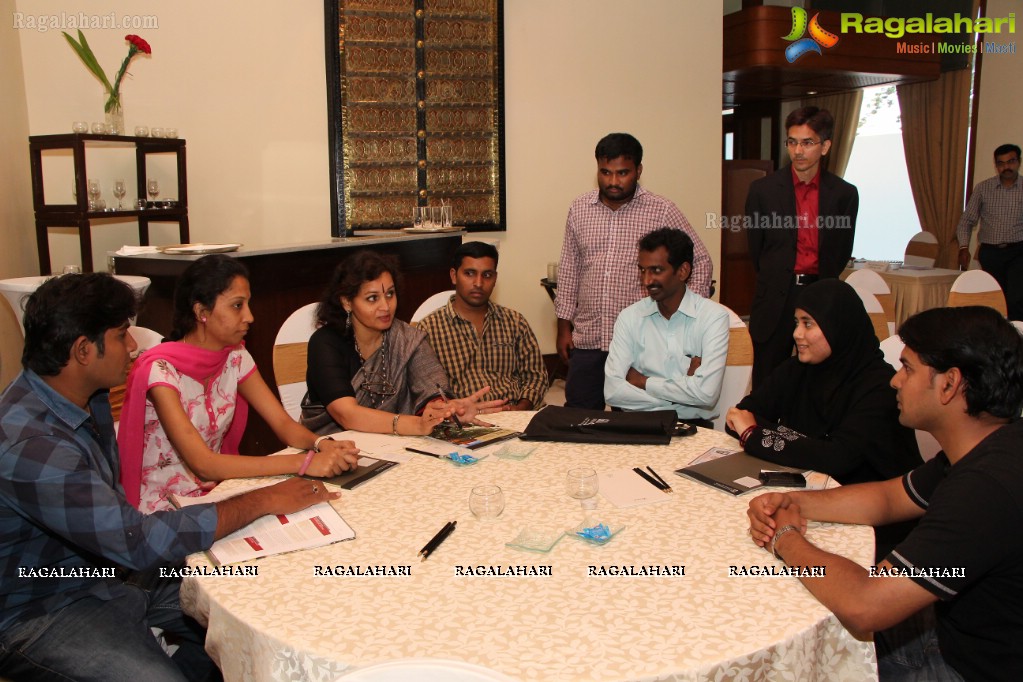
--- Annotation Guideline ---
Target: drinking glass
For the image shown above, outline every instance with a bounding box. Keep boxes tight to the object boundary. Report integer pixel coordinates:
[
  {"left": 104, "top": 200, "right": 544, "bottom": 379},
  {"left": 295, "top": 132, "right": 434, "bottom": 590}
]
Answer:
[
  {"left": 439, "top": 204, "right": 452, "bottom": 229},
  {"left": 469, "top": 485, "right": 505, "bottom": 521},
  {"left": 429, "top": 206, "right": 442, "bottom": 229},
  {"left": 87, "top": 179, "right": 101, "bottom": 210},
  {"left": 112, "top": 179, "right": 127, "bottom": 210},
  {"left": 147, "top": 179, "right": 160, "bottom": 204},
  {"left": 412, "top": 206, "right": 427, "bottom": 229},
  {"left": 72, "top": 121, "right": 88, "bottom": 133},
  {"left": 150, "top": 127, "right": 164, "bottom": 138},
  {"left": 134, "top": 126, "right": 149, "bottom": 137},
  {"left": 566, "top": 468, "right": 599, "bottom": 508}
]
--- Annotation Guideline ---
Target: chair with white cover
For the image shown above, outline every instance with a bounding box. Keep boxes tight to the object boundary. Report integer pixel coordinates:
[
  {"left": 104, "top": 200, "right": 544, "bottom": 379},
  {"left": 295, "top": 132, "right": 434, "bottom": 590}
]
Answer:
[
  {"left": 711, "top": 306, "right": 753, "bottom": 431},
  {"left": 339, "top": 658, "right": 518, "bottom": 681},
  {"left": 273, "top": 303, "right": 319, "bottom": 420},
  {"left": 110, "top": 325, "right": 165, "bottom": 426},
  {"left": 411, "top": 290, "right": 454, "bottom": 326},
  {"left": 880, "top": 334, "right": 942, "bottom": 461},
  {"left": 846, "top": 268, "right": 896, "bottom": 336},
  {"left": 852, "top": 288, "right": 891, "bottom": 343},
  {"left": 946, "top": 269, "right": 1008, "bottom": 316},
  {"left": 903, "top": 231, "right": 939, "bottom": 268}
]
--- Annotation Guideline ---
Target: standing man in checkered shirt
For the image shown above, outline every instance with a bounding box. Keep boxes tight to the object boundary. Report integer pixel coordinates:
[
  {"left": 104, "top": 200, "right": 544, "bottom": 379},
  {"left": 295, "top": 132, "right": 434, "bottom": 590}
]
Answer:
[
  {"left": 956, "top": 143, "right": 1023, "bottom": 321},
  {"left": 418, "top": 241, "right": 549, "bottom": 411},
  {"left": 555, "top": 132, "right": 712, "bottom": 410}
]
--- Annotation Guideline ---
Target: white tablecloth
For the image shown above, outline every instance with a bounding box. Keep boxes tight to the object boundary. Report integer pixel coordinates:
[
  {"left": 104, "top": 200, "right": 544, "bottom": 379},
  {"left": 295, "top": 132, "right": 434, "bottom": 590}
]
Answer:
[
  {"left": 181, "top": 413, "right": 877, "bottom": 681},
  {"left": 843, "top": 265, "right": 960, "bottom": 325}
]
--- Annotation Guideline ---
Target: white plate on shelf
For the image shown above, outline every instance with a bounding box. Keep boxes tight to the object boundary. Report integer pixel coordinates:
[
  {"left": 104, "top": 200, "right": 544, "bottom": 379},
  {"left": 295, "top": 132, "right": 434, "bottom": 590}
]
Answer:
[
  {"left": 158, "top": 243, "right": 242, "bottom": 254},
  {"left": 402, "top": 226, "right": 462, "bottom": 234}
]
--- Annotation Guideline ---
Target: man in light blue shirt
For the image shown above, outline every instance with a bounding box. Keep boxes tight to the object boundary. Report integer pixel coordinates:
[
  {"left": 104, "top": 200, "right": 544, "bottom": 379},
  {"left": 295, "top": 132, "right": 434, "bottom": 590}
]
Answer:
[{"left": 604, "top": 228, "right": 730, "bottom": 422}]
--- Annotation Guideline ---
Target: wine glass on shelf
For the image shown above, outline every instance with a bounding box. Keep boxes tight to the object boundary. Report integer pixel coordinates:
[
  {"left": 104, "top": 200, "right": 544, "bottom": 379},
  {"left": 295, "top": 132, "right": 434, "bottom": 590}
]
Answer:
[
  {"left": 87, "top": 179, "right": 101, "bottom": 211},
  {"left": 112, "top": 179, "right": 127, "bottom": 210},
  {"left": 566, "top": 468, "right": 599, "bottom": 509},
  {"left": 146, "top": 179, "right": 160, "bottom": 206}
]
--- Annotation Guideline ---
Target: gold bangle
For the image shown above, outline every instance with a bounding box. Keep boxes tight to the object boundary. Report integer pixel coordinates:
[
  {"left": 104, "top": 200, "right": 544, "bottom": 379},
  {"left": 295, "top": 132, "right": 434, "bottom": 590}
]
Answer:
[{"left": 392, "top": 413, "right": 401, "bottom": 435}]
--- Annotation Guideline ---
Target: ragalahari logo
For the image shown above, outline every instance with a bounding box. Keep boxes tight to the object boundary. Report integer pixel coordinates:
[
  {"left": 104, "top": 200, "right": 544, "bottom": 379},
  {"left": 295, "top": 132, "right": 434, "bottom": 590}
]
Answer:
[{"left": 783, "top": 7, "right": 840, "bottom": 62}]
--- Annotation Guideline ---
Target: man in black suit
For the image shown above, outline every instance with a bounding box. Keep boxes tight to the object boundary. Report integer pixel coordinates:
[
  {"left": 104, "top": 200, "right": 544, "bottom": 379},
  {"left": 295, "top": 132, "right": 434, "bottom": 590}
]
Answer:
[{"left": 745, "top": 106, "right": 858, "bottom": 388}]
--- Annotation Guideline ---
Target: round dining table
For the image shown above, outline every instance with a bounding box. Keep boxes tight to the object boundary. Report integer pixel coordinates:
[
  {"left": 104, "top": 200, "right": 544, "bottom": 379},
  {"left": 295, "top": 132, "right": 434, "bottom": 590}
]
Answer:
[{"left": 180, "top": 412, "right": 877, "bottom": 681}]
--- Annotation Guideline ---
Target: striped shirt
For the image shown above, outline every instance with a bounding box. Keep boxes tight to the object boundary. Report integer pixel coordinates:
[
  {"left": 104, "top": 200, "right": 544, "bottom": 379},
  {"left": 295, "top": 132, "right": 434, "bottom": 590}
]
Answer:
[
  {"left": 0, "top": 370, "right": 216, "bottom": 631},
  {"left": 418, "top": 299, "right": 549, "bottom": 409},
  {"left": 555, "top": 186, "right": 712, "bottom": 351},
  {"left": 956, "top": 175, "right": 1023, "bottom": 247}
]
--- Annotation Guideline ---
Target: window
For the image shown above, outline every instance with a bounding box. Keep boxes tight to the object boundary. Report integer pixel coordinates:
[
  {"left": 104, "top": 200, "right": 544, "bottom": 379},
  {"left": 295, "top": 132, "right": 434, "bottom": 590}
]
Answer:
[{"left": 843, "top": 85, "right": 922, "bottom": 260}]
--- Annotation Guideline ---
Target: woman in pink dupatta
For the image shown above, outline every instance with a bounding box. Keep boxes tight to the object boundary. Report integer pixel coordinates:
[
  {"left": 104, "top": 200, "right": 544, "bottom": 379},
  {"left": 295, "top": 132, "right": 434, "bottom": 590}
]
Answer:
[{"left": 117, "top": 255, "right": 360, "bottom": 512}]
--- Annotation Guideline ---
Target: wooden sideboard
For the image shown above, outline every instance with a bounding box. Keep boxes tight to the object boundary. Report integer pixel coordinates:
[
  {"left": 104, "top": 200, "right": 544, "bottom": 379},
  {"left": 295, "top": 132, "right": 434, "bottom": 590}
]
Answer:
[{"left": 114, "top": 232, "right": 461, "bottom": 453}]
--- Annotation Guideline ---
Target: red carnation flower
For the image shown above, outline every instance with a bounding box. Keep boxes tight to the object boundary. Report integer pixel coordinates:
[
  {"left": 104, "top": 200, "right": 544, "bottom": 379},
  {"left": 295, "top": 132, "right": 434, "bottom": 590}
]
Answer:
[{"left": 125, "top": 35, "right": 152, "bottom": 55}]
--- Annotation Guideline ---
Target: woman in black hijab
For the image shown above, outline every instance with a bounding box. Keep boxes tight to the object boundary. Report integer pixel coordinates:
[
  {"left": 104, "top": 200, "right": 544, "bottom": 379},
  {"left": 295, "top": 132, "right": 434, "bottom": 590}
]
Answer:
[{"left": 725, "top": 278, "right": 921, "bottom": 485}]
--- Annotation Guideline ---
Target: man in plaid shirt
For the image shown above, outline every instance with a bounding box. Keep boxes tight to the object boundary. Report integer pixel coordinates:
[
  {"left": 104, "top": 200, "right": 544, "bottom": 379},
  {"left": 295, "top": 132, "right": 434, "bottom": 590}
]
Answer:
[
  {"left": 419, "top": 241, "right": 548, "bottom": 411},
  {"left": 0, "top": 273, "right": 339, "bottom": 681},
  {"left": 956, "top": 143, "right": 1023, "bottom": 321},
  {"left": 555, "top": 132, "right": 712, "bottom": 409}
]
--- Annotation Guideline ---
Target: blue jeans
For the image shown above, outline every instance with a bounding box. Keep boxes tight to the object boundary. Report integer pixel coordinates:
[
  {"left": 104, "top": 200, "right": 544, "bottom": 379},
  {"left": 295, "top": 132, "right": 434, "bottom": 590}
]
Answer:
[
  {"left": 0, "top": 575, "right": 217, "bottom": 682},
  {"left": 876, "top": 606, "right": 963, "bottom": 682},
  {"left": 564, "top": 348, "right": 609, "bottom": 410}
]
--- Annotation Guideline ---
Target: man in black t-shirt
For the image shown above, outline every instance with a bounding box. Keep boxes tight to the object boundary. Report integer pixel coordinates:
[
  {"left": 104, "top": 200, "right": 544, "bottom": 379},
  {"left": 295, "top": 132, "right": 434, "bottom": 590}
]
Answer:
[{"left": 746, "top": 306, "right": 1023, "bottom": 681}]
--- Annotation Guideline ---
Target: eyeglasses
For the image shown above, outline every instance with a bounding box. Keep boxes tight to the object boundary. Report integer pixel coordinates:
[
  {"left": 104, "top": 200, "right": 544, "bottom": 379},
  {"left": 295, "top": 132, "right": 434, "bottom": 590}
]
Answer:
[{"left": 785, "top": 138, "right": 822, "bottom": 150}]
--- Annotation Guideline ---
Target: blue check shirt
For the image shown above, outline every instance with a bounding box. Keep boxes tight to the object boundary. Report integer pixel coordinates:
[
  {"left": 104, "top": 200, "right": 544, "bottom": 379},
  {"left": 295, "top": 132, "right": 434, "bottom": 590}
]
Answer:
[{"left": 0, "top": 370, "right": 217, "bottom": 631}]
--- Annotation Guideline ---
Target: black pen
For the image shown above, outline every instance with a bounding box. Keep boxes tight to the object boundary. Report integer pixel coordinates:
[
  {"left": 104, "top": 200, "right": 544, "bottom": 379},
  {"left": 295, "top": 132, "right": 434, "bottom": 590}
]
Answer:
[
  {"left": 435, "top": 383, "right": 463, "bottom": 429},
  {"left": 633, "top": 467, "right": 670, "bottom": 494},
  {"left": 420, "top": 521, "right": 457, "bottom": 561},
  {"left": 405, "top": 447, "right": 442, "bottom": 459},
  {"left": 646, "top": 466, "right": 673, "bottom": 493}
]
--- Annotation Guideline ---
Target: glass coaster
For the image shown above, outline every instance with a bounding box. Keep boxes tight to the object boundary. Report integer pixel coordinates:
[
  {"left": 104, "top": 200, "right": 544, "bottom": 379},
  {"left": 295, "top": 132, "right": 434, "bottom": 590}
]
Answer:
[
  {"left": 494, "top": 441, "right": 538, "bottom": 460},
  {"left": 505, "top": 527, "right": 565, "bottom": 553}
]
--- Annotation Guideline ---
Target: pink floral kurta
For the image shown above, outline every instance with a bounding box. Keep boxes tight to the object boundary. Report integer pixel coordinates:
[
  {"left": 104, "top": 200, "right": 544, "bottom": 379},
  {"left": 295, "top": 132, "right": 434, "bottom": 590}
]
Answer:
[{"left": 139, "top": 348, "right": 255, "bottom": 513}]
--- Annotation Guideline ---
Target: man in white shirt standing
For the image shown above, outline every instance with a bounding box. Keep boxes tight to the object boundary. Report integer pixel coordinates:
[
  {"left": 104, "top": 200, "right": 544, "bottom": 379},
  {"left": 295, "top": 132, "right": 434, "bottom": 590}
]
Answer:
[
  {"left": 604, "top": 228, "right": 729, "bottom": 425},
  {"left": 556, "top": 133, "right": 713, "bottom": 410}
]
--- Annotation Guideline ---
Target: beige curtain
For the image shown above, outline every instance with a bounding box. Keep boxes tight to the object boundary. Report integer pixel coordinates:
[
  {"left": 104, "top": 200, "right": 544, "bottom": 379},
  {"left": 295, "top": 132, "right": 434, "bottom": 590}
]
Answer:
[
  {"left": 897, "top": 69, "right": 971, "bottom": 269},
  {"left": 802, "top": 90, "right": 863, "bottom": 178}
]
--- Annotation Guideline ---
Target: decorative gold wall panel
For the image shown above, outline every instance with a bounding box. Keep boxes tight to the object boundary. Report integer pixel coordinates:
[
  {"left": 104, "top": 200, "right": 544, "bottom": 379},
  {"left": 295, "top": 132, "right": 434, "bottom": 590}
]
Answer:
[{"left": 325, "top": 0, "right": 505, "bottom": 234}]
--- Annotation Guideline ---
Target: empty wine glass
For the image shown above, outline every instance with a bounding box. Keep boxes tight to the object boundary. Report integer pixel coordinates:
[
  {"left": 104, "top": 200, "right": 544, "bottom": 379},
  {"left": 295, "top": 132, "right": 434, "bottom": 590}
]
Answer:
[
  {"left": 566, "top": 468, "right": 599, "bottom": 508},
  {"left": 147, "top": 179, "right": 160, "bottom": 206},
  {"left": 112, "top": 179, "right": 127, "bottom": 210},
  {"left": 469, "top": 485, "right": 505, "bottom": 521},
  {"left": 87, "top": 179, "right": 101, "bottom": 211}
]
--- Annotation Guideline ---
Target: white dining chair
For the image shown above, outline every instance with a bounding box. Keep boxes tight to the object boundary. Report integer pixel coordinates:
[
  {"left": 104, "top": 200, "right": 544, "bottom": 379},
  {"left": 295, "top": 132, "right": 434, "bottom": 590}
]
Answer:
[
  {"left": 946, "top": 269, "right": 1008, "bottom": 316},
  {"left": 846, "top": 268, "right": 896, "bottom": 336},
  {"left": 110, "top": 325, "right": 165, "bottom": 430},
  {"left": 852, "top": 288, "right": 890, "bottom": 343},
  {"left": 273, "top": 302, "right": 319, "bottom": 420},
  {"left": 411, "top": 290, "right": 454, "bottom": 325},
  {"left": 880, "top": 334, "right": 942, "bottom": 461},
  {"left": 903, "top": 231, "right": 939, "bottom": 268},
  {"left": 711, "top": 306, "right": 753, "bottom": 432}
]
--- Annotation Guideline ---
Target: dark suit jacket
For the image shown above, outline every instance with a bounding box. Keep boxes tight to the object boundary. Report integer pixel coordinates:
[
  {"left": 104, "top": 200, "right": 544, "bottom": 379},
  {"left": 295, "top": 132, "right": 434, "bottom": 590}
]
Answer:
[{"left": 745, "top": 166, "right": 858, "bottom": 342}]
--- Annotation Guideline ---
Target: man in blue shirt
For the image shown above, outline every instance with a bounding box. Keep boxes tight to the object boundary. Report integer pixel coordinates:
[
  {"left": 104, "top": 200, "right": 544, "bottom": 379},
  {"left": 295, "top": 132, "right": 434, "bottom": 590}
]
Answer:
[
  {"left": 0, "top": 273, "right": 339, "bottom": 681},
  {"left": 604, "top": 228, "right": 730, "bottom": 424}
]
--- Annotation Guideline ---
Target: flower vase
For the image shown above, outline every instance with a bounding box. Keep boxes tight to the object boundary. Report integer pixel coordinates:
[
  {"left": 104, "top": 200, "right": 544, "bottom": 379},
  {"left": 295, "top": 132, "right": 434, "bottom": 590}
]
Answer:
[{"left": 105, "top": 104, "right": 124, "bottom": 135}]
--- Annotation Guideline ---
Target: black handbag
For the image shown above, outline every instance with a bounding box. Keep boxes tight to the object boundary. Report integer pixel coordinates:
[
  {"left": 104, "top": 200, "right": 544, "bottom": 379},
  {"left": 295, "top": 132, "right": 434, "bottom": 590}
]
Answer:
[{"left": 520, "top": 406, "right": 678, "bottom": 445}]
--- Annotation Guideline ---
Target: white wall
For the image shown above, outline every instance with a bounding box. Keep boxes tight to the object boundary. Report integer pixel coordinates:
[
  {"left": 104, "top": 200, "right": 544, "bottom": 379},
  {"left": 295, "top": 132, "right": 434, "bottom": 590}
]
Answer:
[
  {"left": 971, "top": 0, "right": 1023, "bottom": 205},
  {"left": 5, "top": 0, "right": 723, "bottom": 363},
  {"left": 0, "top": 0, "right": 35, "bottom": 387}
]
